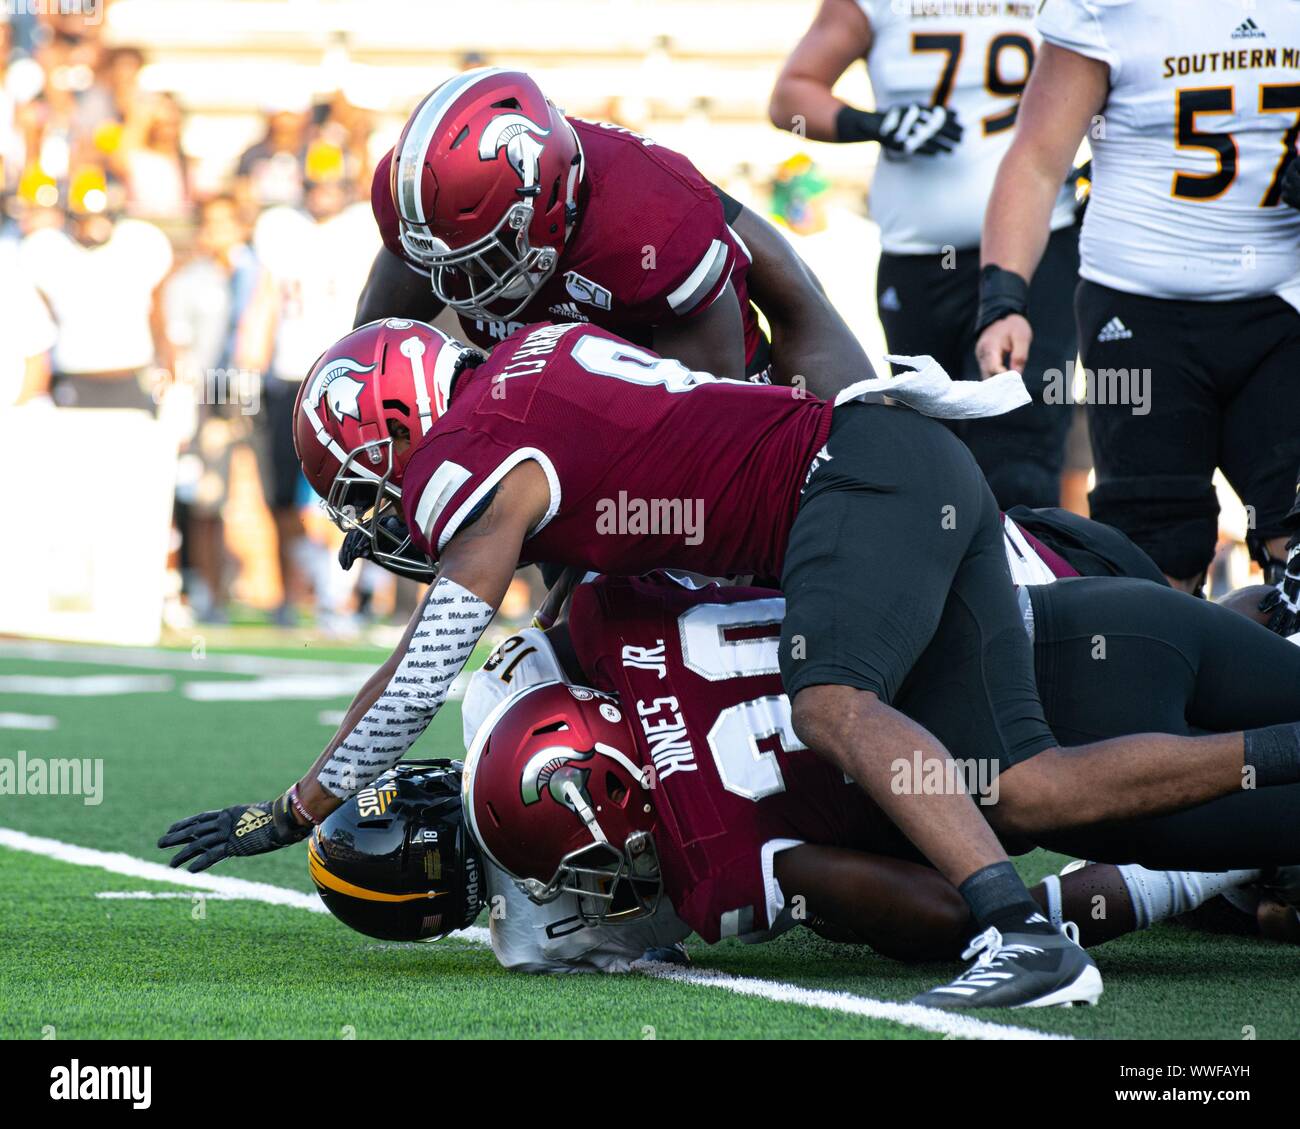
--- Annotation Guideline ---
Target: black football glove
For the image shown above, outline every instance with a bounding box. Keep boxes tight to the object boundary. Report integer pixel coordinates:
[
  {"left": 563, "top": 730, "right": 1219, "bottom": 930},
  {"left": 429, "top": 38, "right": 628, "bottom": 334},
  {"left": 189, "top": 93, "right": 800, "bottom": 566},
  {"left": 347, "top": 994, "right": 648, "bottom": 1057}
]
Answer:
[
  {"left": 340, "top": 515, "right": 431, "bottom": 577},
  {"left": 338, "top": 525, "right": 374, "bottom": 571},
  {"left": 837, "top": 103, "right": 962, "bottom": 156},
  {"left": 158, "top": 791, "right": 309, "bottom": 873},
  {"left": 1281, "top": 156, "right": 1300, "bottom": 212},
  {"left": 1259, "top": 536, "right": 1300, "bottom": 639}
]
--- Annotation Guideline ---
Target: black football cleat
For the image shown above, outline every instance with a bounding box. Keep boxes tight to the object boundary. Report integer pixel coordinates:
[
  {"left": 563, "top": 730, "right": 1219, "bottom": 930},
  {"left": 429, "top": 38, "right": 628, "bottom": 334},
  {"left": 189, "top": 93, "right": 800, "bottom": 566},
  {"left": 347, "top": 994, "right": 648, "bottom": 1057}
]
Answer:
[{"left": 911, "top": 920, "right": 1102, "bottom": 1010}]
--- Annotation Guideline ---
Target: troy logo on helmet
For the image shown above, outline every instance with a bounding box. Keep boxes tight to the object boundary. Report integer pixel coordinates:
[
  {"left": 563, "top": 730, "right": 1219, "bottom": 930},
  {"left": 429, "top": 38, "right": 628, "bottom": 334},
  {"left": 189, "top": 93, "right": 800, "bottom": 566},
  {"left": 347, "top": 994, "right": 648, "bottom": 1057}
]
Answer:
[
  {"left": 305, "top": 357, "right": 375, "bottom": 423},
  {"left": 479, "top": 112, "right": 551, "bottom": 187},
  {"left": 520, "top": 748, "right": 593, "bottom": 808}
]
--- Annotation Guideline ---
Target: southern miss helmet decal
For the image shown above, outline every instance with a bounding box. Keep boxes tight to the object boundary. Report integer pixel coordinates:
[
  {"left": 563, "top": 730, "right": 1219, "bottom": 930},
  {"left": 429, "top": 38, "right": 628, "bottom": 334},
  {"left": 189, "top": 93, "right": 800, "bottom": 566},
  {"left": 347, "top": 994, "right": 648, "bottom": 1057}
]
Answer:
[{"left": 309, "top": 760, "right": 484, "bottom": 942}]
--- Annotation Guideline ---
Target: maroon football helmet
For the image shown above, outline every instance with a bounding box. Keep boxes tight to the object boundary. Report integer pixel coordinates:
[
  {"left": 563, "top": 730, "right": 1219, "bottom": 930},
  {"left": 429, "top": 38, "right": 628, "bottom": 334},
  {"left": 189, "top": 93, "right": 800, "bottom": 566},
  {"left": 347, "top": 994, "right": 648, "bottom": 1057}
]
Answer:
[
  {"left": 462, "top": 680, "right": 662, "bottom": 924},
  {"left": 293, "top": 318, "right": 481, "bottom": 578},
  {"left": 390, "top": 67, "right": 583, "bottom": 320}
]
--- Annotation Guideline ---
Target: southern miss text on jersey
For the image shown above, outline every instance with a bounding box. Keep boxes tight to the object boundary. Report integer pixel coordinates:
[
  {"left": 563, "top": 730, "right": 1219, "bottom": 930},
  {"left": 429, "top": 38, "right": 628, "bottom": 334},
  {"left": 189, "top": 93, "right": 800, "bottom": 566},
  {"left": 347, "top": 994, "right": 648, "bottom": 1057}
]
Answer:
[
  {"left": 857, "top": 0, "right": 1076, "bottom": 253},
  {"left": 569, "top": 574, "right": 888, "bottom": 944},
  {"left": 1038, "top": 0, "right": 1300, "bottom": 306}
]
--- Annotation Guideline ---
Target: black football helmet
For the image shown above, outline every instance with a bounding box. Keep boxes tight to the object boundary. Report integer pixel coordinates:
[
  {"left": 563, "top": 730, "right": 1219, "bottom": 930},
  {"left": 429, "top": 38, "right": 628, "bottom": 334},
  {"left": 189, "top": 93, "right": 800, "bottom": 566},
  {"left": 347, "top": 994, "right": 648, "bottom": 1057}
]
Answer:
[{"left": 308, "top": 760, "right": 485, "bottom": 942}]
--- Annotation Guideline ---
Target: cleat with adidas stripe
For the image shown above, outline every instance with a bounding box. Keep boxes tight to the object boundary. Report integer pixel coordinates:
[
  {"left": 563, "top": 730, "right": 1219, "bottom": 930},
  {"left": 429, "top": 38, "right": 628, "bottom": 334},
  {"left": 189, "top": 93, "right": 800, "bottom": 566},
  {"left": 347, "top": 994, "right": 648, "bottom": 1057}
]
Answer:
[{"left": 910, "top": 918, "right": 1103, "bottom": 1010}]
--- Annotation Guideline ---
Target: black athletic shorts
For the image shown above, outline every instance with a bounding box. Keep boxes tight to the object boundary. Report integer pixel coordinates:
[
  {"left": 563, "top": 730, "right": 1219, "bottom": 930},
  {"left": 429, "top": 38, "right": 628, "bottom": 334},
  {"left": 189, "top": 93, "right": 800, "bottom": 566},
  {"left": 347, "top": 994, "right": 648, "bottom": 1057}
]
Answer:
[
  {"left": 251, "top": 375, "right": 304, "bottom": 511},
  {"left": 875, "top": 222, "right": 1080, "bottom": 511},
  {"left": 778, "top": 400, "right": 1057, "bottom": 768},
  {"left": 1076, "top": 279, "right": 1300, "bottom": 579},
  {"left": 1020, "top": 575, "right": 1300, "bottom": 869},
  {"left": 50, "top": 371, "right": 156, "bottom": 413},
  {"left": 1028, "top": 575, "right": 1300, "bottom": 744}
]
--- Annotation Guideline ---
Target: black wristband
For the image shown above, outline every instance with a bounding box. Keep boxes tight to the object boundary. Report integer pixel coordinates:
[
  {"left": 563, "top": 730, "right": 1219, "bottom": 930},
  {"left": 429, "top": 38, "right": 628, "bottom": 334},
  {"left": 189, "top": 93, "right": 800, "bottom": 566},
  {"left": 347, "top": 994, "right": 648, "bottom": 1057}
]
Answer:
[
  {"left": 975, "top": 264, "right": 1030, "bottom": 337},
  {"left": 834, "top": 105, "right": 885, "bottom": 144},
  {"left": 272, "top": 791, "right": 310, "bottom": 845}
]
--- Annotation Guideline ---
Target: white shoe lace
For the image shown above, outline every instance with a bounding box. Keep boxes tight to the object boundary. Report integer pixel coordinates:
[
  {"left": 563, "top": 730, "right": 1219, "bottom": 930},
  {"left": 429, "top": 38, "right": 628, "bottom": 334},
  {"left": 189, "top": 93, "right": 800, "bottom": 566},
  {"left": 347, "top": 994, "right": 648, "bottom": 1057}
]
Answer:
[{"left": 940, "top": 927, "right": 1048, "bottom": 992}]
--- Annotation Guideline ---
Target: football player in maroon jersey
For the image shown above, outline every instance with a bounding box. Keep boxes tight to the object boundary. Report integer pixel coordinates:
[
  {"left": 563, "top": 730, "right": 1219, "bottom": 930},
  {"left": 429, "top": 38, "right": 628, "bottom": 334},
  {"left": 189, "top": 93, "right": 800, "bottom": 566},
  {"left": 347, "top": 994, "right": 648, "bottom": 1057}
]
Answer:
[
  {"left": 461, "top": 573, "right": 1299, "bottom": 964},
  {"left": 354, "top": 67, "right": 874, "bottom": 394},
  {"left": 160, "top": 317, "right": 1300, "bottom": 1009}
]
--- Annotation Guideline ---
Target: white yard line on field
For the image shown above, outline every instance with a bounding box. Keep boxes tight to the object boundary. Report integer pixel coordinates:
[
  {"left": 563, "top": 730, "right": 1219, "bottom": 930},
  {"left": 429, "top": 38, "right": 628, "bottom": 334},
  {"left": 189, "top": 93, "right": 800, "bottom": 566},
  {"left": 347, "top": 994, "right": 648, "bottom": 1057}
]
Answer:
[
  {"left": 643, "top": 965, "right": 1071, "bottom": 1041},
  {"left": 0, "top": 826, "right": 1067, "bottom": 1041},
  {"left": 0, "top": 713, "right": 58, "bottom": 730},
  {"left": 0, "top": 675, "right": 176, "bottom": 696},
  {"left": 0, "top": 641, "right": 378, "bottom": 679},
  {"left": 0, "top": 641, "right": 472, "bottom": 703}
]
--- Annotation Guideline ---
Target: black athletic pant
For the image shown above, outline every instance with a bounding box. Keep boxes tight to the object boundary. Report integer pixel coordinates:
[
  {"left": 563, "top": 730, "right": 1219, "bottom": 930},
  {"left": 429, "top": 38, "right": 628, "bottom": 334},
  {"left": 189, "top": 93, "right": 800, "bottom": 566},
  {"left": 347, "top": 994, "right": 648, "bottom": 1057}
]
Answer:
[
  {"left": 876, "top": 223, "right": 1080, "bottom": 511},
  {"left": 1076, "top": 280, "right": 1300, "bottom": 580},
  {"left": 1027, "top": 577, "right": 1300, "bottom": 868},
  {"left": 779, "top": 401, "right": 1058, "bottom": 767}
]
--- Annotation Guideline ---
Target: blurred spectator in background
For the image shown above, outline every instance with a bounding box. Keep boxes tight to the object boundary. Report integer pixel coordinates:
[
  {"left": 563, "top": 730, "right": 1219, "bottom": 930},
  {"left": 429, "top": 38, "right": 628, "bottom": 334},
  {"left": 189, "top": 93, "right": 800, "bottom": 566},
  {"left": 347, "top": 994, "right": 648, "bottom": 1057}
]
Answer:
[
  {"left": 111, "top": 91, "right": 192, "bottom": 223},
  {"left": 237, "top": 147, "right": 377, "bottom": 625},
  {"left": 0, "top": 236, "right": 56, "bottom": 407},
  {"left": 79, "top": 45, "right": 145, "bottom": 139},
  {"left": 771, "top": 153, "right": 830, "bottom": 237},
  {"left": 165, "top": 194, "right": 260, "bottom": 621},
  {"left": 235, "top": 105, "right": 306, "bottom": 215},
  {"left": 309, "top": 92, "right": 374, "bottom": 198},
  {"left": 20, "top": 165, "right": 173, "bottom": 411}
]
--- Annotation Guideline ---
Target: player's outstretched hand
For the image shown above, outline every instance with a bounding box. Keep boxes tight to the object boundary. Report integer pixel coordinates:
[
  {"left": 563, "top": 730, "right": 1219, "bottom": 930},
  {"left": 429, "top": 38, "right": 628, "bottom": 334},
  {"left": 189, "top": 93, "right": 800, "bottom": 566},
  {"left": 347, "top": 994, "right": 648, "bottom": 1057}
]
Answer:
[
  {"left": 975, "top": 313, "right": 1032, "bottom": 380},
  {"left": 158, "top": 794, "right": 308, "bottom": 873}
]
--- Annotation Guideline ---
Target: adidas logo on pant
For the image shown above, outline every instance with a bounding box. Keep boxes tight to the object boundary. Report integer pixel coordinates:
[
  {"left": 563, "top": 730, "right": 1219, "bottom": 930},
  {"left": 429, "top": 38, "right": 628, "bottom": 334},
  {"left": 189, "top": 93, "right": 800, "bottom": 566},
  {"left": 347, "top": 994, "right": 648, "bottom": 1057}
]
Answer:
[{"left": 1096, "top": 317, "right": 1133, "bottom": 343}]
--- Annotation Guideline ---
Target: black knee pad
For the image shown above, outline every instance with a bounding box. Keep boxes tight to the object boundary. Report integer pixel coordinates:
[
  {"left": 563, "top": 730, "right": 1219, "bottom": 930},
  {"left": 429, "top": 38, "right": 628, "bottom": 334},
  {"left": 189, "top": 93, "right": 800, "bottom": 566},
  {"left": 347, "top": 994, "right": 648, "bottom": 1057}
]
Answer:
[{"left": 1088, "top": 475, "right": 1219, "bottom": 581}]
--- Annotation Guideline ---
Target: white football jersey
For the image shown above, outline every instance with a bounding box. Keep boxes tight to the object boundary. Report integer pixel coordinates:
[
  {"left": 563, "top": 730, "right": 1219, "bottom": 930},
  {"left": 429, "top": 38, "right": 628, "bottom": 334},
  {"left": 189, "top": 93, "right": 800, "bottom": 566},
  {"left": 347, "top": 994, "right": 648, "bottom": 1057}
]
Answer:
[
  {"left": 1038, "top": 0, "right": 1300, "bottom": 305},
  {"left": 858, "top": 0, "right": 1076, "bottom": 253},
  {"left": 253, "top": 202, "right": 378, "bottom": 380},
  {"left": 461, "top": 626, "right": 691, "bottom": 973}
]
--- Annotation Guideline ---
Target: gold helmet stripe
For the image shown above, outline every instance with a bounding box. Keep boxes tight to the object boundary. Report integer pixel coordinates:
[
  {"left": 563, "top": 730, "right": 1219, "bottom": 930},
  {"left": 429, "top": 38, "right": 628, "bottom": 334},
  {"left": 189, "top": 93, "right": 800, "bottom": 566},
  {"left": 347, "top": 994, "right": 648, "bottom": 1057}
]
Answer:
[{"left": 308, "top": 841, "right": 444, "bottom": 904}]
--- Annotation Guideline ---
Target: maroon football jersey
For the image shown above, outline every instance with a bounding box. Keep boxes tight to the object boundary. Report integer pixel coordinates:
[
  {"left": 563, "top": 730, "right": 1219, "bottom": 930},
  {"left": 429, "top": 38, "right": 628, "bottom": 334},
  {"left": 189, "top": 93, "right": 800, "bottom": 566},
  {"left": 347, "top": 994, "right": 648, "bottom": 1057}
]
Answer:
[
  {"left": 568, "top": 573, "right": 885, "bottom": 943},
  {"left": 400, "top": 322, "right": 834, "bottom": 579},
  {"left": 371, "top": 117, "right": 762, "bottom": 366}
]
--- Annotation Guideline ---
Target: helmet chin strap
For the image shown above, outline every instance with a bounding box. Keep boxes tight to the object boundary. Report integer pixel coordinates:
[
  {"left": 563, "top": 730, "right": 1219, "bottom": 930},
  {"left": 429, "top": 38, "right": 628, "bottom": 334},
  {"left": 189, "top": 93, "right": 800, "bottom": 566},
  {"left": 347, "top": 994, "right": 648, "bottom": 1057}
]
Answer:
[
  {"left": 562, "top": 779, "right": 608, "bottom": 844},
  {"left": 562, "top": 120, "right": 585, "bottom": 232}
]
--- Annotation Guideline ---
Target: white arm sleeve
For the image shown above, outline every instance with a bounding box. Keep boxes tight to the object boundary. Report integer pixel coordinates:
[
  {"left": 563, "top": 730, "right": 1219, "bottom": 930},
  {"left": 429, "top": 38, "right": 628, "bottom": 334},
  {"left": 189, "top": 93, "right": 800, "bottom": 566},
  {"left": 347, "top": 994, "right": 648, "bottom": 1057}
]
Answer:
[{"left": 318, "top": 577, "right": 494, "bottom": 799}]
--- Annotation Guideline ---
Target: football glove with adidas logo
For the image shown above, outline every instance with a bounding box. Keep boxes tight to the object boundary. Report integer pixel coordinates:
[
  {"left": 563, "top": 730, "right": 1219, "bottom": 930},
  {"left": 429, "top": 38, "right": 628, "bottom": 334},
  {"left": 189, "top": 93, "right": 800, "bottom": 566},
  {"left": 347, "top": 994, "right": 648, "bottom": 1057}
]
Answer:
[
  {"left": 158, "top": 791, "right": 310, "bottom": 873},
  {"left": 1260, "top": 536, "right": 1300, "bottom": 639},
  {"left": 835, "top": 102, "right": 963, "bottom": 156}
]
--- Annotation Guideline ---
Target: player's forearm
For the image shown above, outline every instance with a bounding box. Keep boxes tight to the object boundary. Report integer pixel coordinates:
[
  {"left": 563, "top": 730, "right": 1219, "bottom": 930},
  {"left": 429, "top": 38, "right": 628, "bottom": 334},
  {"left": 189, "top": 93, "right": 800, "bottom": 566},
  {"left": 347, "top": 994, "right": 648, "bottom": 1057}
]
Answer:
[
  {"left": 354, "top": 247, "right": 444, "bottom": 328},
  {"left": 981, "top": 43, "right": 1106, "bottom": 279},
  {"left": 299, "top": 575, "right": 495, "bottom": 808},
  {"left": 979, "top": 147, "right": 1062, "bottom": 283},
  {"left": 768, "top": 78, "right": 846, "bottom": 142},
  {"left": 733, "top": 205, "right": 874, "bottom": 395}
]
